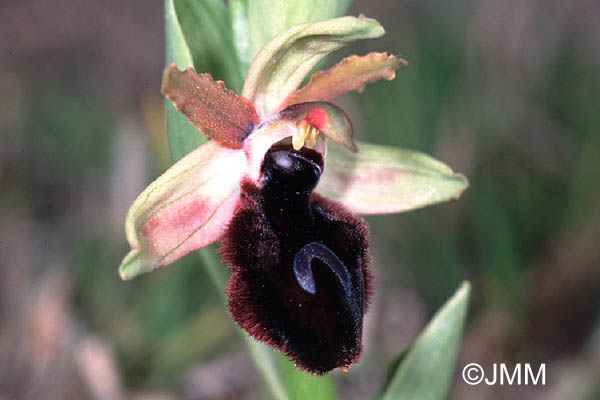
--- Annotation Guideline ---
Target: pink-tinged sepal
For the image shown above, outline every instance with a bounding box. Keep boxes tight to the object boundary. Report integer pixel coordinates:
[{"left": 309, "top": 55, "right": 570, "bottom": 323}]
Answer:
[
  {"left": 317, "top": 141, "right": 469, "bottom": 215},
  {"left": 119, "top": 140, "right": 246, "bottom": 280},
  {"left": 282, "top": 53, "right": 407, "bottom": 108},
  {"left": 161, "top": 64, "right": 258, "bottom": 149}
]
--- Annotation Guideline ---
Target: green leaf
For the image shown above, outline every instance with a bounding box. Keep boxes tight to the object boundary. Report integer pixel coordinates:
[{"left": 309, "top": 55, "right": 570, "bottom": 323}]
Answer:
[
  {"left": 317, "top": 141, "right": 469, "bottom": 215},
  {"left": 229, "top": 0, "right": 251, "bottom": 80},
  {"left": 174, "top": 0, "right": 243, "bottom": 91},
  {"left": 241, "top": 16, "right": 385, "bottom": 119},
  {"left": 381, "top": 349, "right": 410, "bottom": 389},
  {"left": 247, "top": 0, "right": 352, "bottom": 63},
  {"left": 379, "top": 282, "right": 471, "bottom": 400},
  {"left": 164, "top": 0, "right": 205, "bottom": 161},
  {"left": 229, "top": 0, "right": 353, "bottom": 77}
]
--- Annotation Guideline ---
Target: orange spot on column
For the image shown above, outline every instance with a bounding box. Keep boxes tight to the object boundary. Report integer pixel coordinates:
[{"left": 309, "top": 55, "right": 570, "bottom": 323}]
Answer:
[{"left": 305, "top": 107, "right": 329, "bottom": 131}]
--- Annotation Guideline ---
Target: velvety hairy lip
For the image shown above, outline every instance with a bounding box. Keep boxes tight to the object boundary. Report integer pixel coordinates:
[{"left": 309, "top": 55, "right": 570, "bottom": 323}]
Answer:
[{"left": 222, "top": 145, "right": 372, "bottom": 374}]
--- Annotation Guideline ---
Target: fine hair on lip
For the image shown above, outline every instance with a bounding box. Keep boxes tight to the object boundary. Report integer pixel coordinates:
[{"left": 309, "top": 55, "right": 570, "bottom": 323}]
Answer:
[{"left": 221, "top": 145, "right": 372, "bottom": 374}]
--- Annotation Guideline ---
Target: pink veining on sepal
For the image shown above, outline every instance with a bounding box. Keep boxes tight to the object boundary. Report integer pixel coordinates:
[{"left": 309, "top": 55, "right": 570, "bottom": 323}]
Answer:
[
  {"left": 119, "top": 141, "right": 246, "bottom": 280},
  {"left": 316, "top": 141, "right": 469, "bottom": 215},
  {"left": 141, "top": 191, "right": 240, "bottom": 267}
]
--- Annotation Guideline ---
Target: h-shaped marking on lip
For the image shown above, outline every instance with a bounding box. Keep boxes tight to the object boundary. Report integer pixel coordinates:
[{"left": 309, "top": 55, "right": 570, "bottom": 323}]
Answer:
[{"left": 293, "top": 242, "right": 353, "bottom": 296}]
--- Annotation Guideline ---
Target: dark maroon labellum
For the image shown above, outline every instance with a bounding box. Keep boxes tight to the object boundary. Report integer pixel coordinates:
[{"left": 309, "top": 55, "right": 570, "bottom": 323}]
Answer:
[{"left": 221, "top": 144, "right": 371, "bottom": 374}]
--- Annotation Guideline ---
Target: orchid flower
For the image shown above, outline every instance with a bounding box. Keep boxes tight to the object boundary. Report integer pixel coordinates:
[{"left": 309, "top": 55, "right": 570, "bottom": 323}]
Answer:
[{"left": 118, "top": 16, "right": 468, "bottom": 374}]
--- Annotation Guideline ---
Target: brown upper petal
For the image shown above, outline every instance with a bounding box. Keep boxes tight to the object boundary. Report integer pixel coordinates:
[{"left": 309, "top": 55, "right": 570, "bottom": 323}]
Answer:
[
  {"left": 281, "top": 53, "right": 407, "bottom": 109},
  {"left": 162, "top": 64, "right": 258, "bottom": 149}
]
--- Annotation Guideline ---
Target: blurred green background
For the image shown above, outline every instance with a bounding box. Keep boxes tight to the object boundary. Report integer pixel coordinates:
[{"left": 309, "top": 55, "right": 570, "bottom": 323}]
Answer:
[{"left": 1, "top": 0, "right": 599, "bottom": 399}]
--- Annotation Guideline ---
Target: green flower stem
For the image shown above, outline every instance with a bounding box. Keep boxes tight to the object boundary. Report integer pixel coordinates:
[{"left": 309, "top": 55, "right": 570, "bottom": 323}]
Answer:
[
  {"left": 197, "top": 247, "right": 294, "bottom": 400},
  {"left": 196, "top": 248, "right": 228, "bottom": 301}
]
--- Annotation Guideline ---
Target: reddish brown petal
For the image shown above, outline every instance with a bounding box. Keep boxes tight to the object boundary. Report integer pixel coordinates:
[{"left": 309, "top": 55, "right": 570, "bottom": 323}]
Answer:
[
  {"left": 282, "top": 53, "right": 407, "bottom": 108},
  {"left": 161, "top": 63, "right": 258, "bottom": 149}
]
